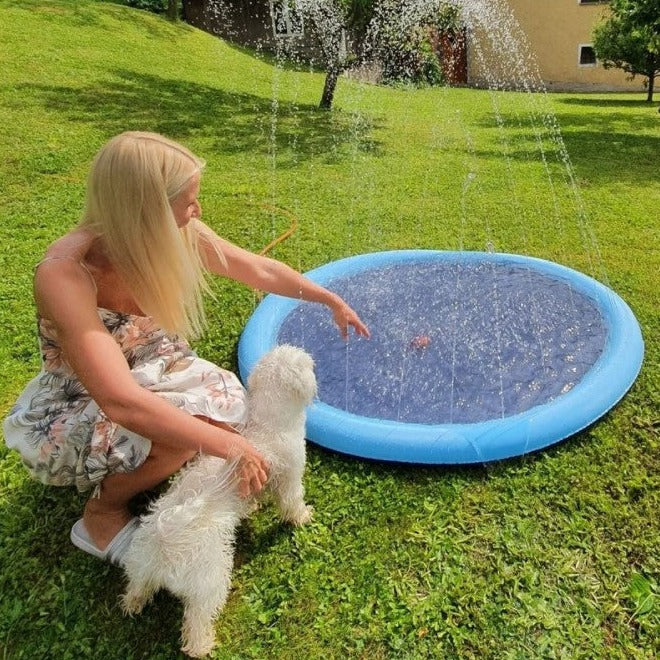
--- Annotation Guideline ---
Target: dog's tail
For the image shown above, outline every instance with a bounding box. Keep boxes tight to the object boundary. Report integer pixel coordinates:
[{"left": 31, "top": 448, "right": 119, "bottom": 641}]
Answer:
[
  {"left": 195, "top": 456, "right": 244, "bottom": 507},
  {"left": 152, "top": 458, "right": 243, "bottom": 541}
]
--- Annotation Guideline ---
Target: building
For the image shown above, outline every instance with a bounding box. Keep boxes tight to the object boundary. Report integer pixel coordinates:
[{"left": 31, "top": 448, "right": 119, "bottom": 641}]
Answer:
[
  {"left": 470, "top": 0, "right": 645, "bottom": 92},
  {"left": 183, "top": 0, "right": 646, "bottom": 93}
]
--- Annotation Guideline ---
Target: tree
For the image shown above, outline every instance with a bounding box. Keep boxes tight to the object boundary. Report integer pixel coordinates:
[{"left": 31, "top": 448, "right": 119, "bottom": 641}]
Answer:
[
  {"left": 304, "top": 0, "right": 460, "bottom": 109},
  {"left": 298, "top": 0, "right": 376, "bottom": 109},
  {"left": 592, "top": 0, "right": 660, "bottom": 102}
]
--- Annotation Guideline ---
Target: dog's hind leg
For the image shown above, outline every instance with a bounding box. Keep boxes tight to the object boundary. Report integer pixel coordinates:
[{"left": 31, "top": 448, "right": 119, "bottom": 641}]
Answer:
[
  {"left": 180, "top": 605, "right": 217, "bottom": 658},
  {"left": 179, "top": 545, "right": 234, "bottom": 657},
  {"left": 180, "top": 586, "right": 229, "bottom": 658},
  {"left": 121, "top": 576, "right": 158, "bottom": 615}
]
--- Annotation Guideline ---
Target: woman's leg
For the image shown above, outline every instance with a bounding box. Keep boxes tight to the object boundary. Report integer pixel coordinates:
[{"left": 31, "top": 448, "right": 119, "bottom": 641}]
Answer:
[
  {"left": 82, "top": 418, "right": 239, "bottom": 550},
  {"left": 83, "top": 442, "right": 197, "bottom": 550}
]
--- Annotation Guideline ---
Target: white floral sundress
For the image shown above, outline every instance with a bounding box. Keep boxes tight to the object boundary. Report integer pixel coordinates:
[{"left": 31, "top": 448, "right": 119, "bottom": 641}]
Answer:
[{"left": 3, "top": 308, "right": 247, "bottom": 492}]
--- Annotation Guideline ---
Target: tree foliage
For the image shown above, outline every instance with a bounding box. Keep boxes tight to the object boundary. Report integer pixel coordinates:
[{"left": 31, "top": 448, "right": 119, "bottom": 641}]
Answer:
[
  {"left": 123, "top": 0, "right": 167, "bottom": 13},
  {"left": 305, "top": 0, "right": 461, "bottom": 109},
  {"left": 368, "top": 0, "right": 461, "bottom": 86},
  {"left": 592, "top": 0, "right": 660, "bottom": 101},
  {"left": 120, "top": 0, "right": 178, "bottom": 19}
]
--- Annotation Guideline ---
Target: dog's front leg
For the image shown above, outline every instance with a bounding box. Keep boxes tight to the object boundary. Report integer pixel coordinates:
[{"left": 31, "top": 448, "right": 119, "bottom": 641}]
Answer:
[{"left": 273, "top": 461, "right": 313, "bottom": 526}]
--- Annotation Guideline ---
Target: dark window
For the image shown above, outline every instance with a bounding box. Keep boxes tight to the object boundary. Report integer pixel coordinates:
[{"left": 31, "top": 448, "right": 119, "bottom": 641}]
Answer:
[{"left": 579, "top": 45, "right": 597, "bottom": 65}]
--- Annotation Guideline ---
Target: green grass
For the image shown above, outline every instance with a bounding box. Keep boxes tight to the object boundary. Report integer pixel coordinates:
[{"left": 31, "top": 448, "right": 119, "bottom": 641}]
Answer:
[{"left": 1, "top": 1, "right": 658, "bottom": 658}]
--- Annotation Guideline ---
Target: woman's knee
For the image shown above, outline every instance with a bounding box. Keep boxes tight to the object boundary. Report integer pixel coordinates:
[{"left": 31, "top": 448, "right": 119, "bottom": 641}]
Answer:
[{"left": 147, "top": 442, "right": 197, "bottom": 468}]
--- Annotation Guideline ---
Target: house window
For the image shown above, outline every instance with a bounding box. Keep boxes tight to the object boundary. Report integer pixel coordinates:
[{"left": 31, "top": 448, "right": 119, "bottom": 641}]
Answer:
[
  {"left": 579, "top": 44, "right": 597, "bottom": 66},
  {"left": 270, "top": 1, "right": 304, "bottom": 38}
]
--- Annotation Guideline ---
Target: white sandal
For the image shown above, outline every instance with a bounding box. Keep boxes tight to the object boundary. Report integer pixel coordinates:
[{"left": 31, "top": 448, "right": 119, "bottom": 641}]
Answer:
[{"left": 70, "top": 517, "right": 139, "bottom": 566}]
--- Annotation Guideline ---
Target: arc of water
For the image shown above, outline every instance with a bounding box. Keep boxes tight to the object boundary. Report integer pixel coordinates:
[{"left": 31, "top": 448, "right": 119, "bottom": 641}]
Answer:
[{"left": 453, "top": 0, "right": 611, "bottom": 404}]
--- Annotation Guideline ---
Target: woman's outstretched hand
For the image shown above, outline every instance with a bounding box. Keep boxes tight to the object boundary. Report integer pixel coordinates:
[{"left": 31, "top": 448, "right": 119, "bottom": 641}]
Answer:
[
  {"left": 227, "top": 438, "right": 270, "bottom": 498},
  {"left": 331, "top": 300, "right": 371, "bottom": 340}
]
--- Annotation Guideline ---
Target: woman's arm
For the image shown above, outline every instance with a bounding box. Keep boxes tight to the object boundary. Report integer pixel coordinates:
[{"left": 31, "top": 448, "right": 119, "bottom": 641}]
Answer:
[
  {"left": 197, "top": 221, "right": 370, "bottom": 339},
  {"left": 34, "top": 259, "right": 268, "bottom": 493}
]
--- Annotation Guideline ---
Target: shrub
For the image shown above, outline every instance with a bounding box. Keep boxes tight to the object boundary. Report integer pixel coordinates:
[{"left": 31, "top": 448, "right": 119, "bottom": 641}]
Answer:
[
  {"left": 377, "top": 25, "right": 444, "bottom": 87},
  {"left": 122, "top": 0, "right": 167, "bottom": 14},
  {"left": 368, "top": 0, "right": 459, "bottom": 87}
]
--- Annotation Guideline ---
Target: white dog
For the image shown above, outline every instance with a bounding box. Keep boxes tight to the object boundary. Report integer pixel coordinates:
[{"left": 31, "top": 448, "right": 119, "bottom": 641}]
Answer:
[{"left": 120, "top": 345, "right": 316, "bottom": 657}]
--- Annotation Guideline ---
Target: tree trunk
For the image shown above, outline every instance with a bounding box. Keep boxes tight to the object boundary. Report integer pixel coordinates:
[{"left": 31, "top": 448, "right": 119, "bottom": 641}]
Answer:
[
  {"left": 167, "top": 0, "right": 178, "bottom": 22},
  {"left": 320, "top": 66, "right": 340, "bottom": 110},
  {"left": 646, "top": 65, "right": 655, "bottom": 103},
  {"left": 645, "top": 53, "right": 655, "bottom": 102},
  {"left": 647, "top": 73, "right": 654, "bottom": 103}
]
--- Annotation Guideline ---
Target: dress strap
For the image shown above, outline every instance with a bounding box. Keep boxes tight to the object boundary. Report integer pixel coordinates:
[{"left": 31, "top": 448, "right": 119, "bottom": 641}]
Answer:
[{"left": 35, "top": 256, "right": 98, "bottom": 292}]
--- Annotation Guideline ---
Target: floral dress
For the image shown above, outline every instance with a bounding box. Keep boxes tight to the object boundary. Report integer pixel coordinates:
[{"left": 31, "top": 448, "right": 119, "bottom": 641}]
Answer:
[{"left": 3, "top": 309, "right": 247, "bottom": 492}]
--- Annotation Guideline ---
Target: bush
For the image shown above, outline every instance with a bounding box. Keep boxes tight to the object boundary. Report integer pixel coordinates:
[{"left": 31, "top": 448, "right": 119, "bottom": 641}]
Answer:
[
  {"left": 121, "top": 0, "right": 167, "bottom": 14},
  {"left": 416, "top": 35, "right": 444, "bottom": 86},
  {"left": 377, "top": 26, "right": 444, "bottom": 87},
  {"left": 368, "top": 0, "right": 455, "bottom": 87}
]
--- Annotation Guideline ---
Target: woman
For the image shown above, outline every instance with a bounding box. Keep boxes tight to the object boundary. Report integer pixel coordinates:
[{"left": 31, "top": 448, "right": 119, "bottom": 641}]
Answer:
[{"left": 3, "top": 132, "right": 369, "bottom": 563}]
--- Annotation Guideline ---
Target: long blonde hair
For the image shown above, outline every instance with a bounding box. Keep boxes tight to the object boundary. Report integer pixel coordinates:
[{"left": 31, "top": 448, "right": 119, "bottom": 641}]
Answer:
[{"left": 80, "top": 131, "right": 210, "bottom": 339}]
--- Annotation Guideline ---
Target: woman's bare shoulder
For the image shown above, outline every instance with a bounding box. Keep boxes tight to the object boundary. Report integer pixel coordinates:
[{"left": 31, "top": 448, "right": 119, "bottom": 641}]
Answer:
[
  {"left": 35, "top": 230, "right": 100, "bottom": 320},
  {"left": 41, "top": 228, "right": 97, "bottom": 262}
]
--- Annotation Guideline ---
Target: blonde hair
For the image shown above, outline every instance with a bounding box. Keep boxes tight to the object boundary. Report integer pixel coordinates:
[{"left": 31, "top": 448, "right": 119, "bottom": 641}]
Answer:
[{"left": 79, "top": 131, "right": 211, "bottom": 339}]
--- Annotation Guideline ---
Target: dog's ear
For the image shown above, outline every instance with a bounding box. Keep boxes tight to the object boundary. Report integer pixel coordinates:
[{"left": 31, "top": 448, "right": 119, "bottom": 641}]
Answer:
[
  {"left": 282, "top": 346, "right": 317, "bottom": 405},
  {"left": 248, "top": 345, "right": 317, "bottom": 406},
  {"left": 286, "top": 361, "right": 318, "bottom": 406},
  {"left": 246, "top": 361, "right": 266, "bottom": 393}
]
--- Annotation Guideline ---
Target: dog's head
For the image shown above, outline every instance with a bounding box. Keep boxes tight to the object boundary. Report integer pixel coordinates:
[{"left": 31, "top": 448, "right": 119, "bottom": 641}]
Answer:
[{"left": 247, "top": 345, "right": 317, "bottom": 407}]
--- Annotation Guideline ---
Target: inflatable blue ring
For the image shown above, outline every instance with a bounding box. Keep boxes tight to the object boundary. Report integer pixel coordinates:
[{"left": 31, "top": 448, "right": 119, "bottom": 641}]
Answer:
[{"left": 238, "top": 251, "right": 643, "bottom": 463}]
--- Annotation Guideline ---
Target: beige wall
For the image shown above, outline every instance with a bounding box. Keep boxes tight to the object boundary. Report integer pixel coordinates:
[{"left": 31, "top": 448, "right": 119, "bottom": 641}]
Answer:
[{"left": 469, "top": 0, "right": 645, "bottom": 92}]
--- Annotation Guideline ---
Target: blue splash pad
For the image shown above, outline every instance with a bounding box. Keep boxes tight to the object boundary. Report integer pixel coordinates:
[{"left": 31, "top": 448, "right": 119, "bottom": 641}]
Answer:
[{"left": 238, "top": 251, "right": 644, "bottom": 464}]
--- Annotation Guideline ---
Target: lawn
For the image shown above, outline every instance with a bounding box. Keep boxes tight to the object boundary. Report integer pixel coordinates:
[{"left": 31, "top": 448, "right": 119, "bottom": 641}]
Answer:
[{"left": 0, "top": 1, "right": 658, "bottom": 658}]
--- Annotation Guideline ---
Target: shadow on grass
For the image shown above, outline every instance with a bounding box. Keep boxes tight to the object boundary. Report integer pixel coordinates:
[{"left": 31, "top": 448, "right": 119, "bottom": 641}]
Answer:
[
  {"left": 18, "top": 69, "right": 384, "bottom": 167},
  {"left": 548, "top": 108, "right": 659, "bottom": 184},
  {"left": 222, "top": 37, "right": 329, "bottom": 76},
  {"left": 557, "top": 96, "right": 655, "bottom": 109},
  {"left": 0, "top": 468, "right": 290, "bottom": 658},
  {"left": 0, "top": 477, "right": 185, "bottom": 657},
  {"left": 470, "top": 109, "right": 659, "bottom": 184},
  {"left": 306, "top": 416, "right": 607, "bottom": 487}
]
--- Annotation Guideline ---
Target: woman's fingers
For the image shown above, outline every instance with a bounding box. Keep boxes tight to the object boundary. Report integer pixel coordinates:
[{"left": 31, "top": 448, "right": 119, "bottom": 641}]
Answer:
[
  {"left": 350, "top": 315, "right": 370, "bottom": 338},
  {"left": 334, "top": 306, "right": 371, "bottom": 340},
  {"left": 236, "top": 454, "right": 269, "bottom": 498}
]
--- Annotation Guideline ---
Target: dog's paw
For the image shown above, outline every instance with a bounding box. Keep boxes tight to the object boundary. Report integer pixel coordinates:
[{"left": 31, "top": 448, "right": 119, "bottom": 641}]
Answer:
[
  {"left": 120, "top": 592, "right": 147, "bottom": 616},
  {"left": 288, "top": 504, "right": 313, "bottom": 526},
  {"left": 181, "top": 631, "right": 216, "bottom": 658},
  {"left": 181, "top": 641, "right": 215, "bottom": 658}
]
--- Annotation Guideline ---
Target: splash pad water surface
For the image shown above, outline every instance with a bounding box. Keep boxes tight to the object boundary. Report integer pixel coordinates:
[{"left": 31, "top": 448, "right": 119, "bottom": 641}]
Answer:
[{"left": 238, "top": 251, "right": 643, "bottom": 464}]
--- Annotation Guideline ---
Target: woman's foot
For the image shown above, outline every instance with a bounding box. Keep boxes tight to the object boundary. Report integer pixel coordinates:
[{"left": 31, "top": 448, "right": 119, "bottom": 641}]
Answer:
[{"left": 83, "top": 499, "right": 133, "bottom": 551}]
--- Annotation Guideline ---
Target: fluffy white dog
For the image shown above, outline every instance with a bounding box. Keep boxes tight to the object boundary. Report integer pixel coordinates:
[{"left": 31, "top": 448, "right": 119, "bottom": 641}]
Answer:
[{"left": 120, "top": 345, "right": 316, "bottom": 657}]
